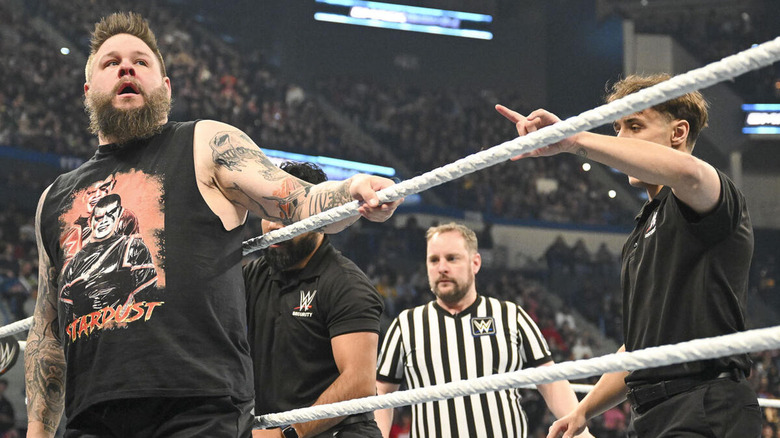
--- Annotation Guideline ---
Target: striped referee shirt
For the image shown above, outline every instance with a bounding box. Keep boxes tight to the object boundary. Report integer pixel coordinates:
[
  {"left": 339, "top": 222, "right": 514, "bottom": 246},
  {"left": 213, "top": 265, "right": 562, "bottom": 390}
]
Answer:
[{"left": 377, "top": 295, "right": 552, "bottom": 438}]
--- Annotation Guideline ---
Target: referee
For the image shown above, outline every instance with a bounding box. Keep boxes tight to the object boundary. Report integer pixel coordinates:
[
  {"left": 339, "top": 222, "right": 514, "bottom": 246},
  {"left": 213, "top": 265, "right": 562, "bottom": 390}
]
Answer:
[{"left": 375, "top": 223, "right": 592, "bottom": 438}]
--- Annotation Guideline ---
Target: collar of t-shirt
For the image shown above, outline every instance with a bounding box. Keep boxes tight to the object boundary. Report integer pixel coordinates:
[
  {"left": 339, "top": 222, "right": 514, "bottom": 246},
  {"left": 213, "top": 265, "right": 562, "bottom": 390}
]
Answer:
[
  {"left": 634, "top": 186, "right": 671, "bottom": 223},
  {"left": 432, "top": 294, "right": 483, "bottom": 318}
]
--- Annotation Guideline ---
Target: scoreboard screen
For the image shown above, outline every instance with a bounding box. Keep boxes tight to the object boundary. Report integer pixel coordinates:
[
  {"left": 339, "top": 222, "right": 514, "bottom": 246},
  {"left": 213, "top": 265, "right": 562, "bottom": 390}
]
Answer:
[
  {"left": 314, "top": 0, "right": 494, "bottom": 40},
  {"left": 742, "top": 104, "right": 780, "bottom": 138}
]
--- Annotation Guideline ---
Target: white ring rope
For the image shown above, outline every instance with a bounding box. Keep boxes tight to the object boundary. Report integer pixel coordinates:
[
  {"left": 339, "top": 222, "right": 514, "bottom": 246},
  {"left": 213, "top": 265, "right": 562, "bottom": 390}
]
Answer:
[
  {"left": 0, "top": 317, "right": 33, "bottom": 338},
  {"left": 242, "top": 36, "right": 780, "bottom": 255},
  {"left": 255, "top": 325, "right": 780, "bottom": 429},
  {"left": 7, "top": 341, "right": 777, "bottom": 412}
]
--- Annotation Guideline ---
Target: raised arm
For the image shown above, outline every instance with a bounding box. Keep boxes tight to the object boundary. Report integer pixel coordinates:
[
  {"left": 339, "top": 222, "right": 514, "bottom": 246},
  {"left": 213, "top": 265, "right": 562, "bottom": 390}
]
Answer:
[
  {"left": 193, "top": 120, "right": 401, "bottom": 233},
  {"left": 495, "top": 105, "right": 721, "bottom": 214},
  {"left": 25, "top": 187, "right": 66, "bottom": 438}
]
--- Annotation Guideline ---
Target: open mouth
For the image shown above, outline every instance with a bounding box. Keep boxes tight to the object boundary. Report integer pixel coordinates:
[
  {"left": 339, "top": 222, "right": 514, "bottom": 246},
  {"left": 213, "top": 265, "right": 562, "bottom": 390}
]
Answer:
[{"left": 117, "top": 82, "right": 140, "bottom": 95}]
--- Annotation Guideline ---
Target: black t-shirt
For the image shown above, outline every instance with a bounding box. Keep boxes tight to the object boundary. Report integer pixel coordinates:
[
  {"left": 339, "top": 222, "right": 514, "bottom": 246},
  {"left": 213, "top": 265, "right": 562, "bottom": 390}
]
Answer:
[
  {"left": 243, "top": 237, "right": 383, "bottom": 415},
  {"left": 39, "top": 121, "right": 253, "bottom": 419},
  {"left": 622, "top": 171, "right": 753, "bottom": 383}
]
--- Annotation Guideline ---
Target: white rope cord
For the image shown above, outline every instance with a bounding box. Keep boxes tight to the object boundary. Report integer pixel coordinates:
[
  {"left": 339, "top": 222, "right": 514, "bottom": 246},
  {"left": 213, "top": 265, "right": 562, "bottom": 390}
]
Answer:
[
  {"left": 255, "top": 325, "right": 780, "bottom": 428},
  {"left": 242, "top": 36, "right": 780, "bottom": 255},
  {"left": 0, "top": 317, "right": 33, "bottom": 338}
]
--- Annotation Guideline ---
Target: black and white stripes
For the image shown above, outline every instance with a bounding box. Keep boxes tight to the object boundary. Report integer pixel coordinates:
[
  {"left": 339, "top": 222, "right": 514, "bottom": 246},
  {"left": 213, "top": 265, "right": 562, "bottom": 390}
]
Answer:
[{"left": 377, "top": 295, "right": 552, "bottom": 438}]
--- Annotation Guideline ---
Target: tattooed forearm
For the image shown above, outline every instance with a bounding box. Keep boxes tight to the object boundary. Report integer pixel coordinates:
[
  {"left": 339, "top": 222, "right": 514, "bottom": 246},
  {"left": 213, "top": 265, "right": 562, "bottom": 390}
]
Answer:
[
  {"left": 576, "top": 147, "right": 588, "bottom": 158},
  {"left": 24, "top": 337, "right": 65, "bottom": 433},
  {"left": 221, "top": 181, "right": 308, "bottom": 225},
  {"left": 25, "top": 259, "right": 65, "bottom": 434},
  {"left": 306, "top": 181, "right": 352, "bottom": 217},
  {"left": 209, "top": 131, "right": 283, "bottom": 180}
]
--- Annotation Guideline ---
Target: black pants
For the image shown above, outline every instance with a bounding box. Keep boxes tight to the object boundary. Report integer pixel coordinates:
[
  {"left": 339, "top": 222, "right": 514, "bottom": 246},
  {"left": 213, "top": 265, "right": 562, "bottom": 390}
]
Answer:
[
  {"left": 65, "top": 396, "right": 255, "bottom": 438},
  {"left": 627, "top": 376, "right": 761, "bottom": 437}
]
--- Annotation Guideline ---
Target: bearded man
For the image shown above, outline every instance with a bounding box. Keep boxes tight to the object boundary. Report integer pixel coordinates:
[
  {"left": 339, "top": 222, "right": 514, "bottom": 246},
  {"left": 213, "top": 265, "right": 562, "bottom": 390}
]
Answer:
[
  {"left": 243, "top": 161, "right": 384, "bottom": 438},
  {"left": 26, "top": 12, "right": 401, "bottom": 438},
  {"left": 375, "top": 223, "right": 593, "bottom": 438}
]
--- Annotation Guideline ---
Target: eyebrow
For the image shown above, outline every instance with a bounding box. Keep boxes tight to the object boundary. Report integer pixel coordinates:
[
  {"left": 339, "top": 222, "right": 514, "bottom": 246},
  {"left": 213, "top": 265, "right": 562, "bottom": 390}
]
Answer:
[
  {"left": 99, "top": 50, "right": 153, "bottom": 62},
  {"left": 615, "top": 117, "right": 642, "bottom": 126}
]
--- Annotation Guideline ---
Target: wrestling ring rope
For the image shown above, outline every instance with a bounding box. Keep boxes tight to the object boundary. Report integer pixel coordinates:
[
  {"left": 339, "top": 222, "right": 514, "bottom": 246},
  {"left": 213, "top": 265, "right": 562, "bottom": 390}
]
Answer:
[{"left": 2, "top": 36, "right": 779, "bottom": 429}]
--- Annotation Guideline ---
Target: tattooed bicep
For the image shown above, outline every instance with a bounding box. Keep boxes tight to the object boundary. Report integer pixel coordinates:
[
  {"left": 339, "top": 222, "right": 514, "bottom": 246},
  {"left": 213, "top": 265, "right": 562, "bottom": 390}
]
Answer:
[{"left": 209, "top": 130, "right": 281, "bottom": 179}]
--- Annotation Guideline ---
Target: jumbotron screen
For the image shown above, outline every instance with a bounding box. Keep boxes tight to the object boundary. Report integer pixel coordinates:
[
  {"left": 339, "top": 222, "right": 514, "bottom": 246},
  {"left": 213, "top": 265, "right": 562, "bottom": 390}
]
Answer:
[
  {"left": 314, "top": 0, "right": 494, "bottom": 40},
  {"left": 742, "top": 104, "right": 780, "bottom": 138}
]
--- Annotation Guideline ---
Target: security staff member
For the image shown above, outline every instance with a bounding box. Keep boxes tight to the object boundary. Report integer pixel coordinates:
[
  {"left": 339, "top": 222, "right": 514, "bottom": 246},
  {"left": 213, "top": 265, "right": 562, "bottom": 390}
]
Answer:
[
  {"left": 497, "top": 74, "right": 761, "bottom": 438},
  {"left": 244, "top": 162, "right": 383, "bottom": 438}
]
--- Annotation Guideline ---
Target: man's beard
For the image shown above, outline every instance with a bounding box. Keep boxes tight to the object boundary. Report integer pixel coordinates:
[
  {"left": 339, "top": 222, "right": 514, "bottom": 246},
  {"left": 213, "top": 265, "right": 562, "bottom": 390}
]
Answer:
[
  {"left": 431, "top": 275, "right": 474, "bottom": 305},
  {"left": 85, "top": 82, "right": 171, "bottom": 145},
  {"left": 262, "top": 233, "right": 320, "bottom": 271}
]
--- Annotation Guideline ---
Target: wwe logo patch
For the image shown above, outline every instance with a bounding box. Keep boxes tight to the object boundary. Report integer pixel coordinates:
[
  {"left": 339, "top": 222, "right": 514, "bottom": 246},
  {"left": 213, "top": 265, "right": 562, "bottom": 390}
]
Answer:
[
  {"left": 471, "top": 317, "right": 495, "bottom": 336},
  {"left": 644, "top": 211, "right": 658, "bottom": 238},
  {"left": 292, "top": 290, "right": 317, "bottom": 317}
]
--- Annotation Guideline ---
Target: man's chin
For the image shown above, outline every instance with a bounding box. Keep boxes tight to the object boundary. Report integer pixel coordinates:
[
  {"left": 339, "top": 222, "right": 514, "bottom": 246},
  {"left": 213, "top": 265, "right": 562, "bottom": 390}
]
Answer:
[{"left": 113, "top": 96, "right": 145, "bottom": 109}]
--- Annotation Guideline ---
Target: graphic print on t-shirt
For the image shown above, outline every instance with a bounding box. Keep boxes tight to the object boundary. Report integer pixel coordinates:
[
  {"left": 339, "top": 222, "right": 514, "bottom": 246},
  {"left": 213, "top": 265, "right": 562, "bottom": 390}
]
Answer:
[{"left": 57, "top": 171, "right": 166, "bottom": 343}]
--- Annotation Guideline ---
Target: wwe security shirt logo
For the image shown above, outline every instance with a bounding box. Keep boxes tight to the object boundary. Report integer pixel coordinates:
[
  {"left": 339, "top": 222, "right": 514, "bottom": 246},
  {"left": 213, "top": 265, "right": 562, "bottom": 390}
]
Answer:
[
  {"left": 292, "top": 290, "right": 316, "bottom": 317},
  {"left": 471, "top": 317, "right": 496, "bottom": 336}
]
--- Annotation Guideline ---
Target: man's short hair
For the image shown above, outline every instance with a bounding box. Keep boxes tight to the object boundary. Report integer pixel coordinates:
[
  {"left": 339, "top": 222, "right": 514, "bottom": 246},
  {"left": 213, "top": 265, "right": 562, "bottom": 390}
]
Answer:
[
  {"left": 85, "top": 12, "right": 166, "bottom": 82},
  {"left": 279, "top": 161, "right": 328, "bottom": 185},
  {"left": 94, "top": 193, "right": 122, "bottom": 210},
  {"left": 606, "top": 73, "right": 709, "bottom": 150},
  {"left": 425, "top": 222, "right": 478, "bottom": 254}
]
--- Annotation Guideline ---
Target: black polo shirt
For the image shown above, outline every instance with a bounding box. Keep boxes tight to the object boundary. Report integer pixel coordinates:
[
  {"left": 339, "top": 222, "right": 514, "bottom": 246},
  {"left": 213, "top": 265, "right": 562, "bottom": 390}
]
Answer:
[
  {"left": 622, "top": 170, "right": 753, "bottom": 384},
  {"left": 243, "top": 237, "right": 383, "bottom": 415}
]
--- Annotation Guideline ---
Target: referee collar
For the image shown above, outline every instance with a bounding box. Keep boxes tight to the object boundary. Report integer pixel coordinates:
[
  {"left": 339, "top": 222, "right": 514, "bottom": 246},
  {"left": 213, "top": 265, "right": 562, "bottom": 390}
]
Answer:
[{"left": 433, "top": 294, "right": 482, "bottom": 318}]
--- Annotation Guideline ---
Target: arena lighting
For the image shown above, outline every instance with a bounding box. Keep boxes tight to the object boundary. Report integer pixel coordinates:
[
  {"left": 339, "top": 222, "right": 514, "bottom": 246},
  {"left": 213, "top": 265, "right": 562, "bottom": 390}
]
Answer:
[
  {"left": 314, "top": 0, "right": 494, "bottom": 40},
  {"left": 608, "top": 190, "right": 617, "bottom": 199},
  {"left": 261, "top": 147, "right": 395, "bottom": 179},
  {"left": 60, "top": 47, "right": 70, "bottom": 55},
  {"left": 581, "top": 162, "right": 591, "bottom": 171},
  {"left": 260, "top": 148, "right": 422, "bottom": 204},
  {"left": 741, "top": 103, "right": 780, "bottom": 138}
]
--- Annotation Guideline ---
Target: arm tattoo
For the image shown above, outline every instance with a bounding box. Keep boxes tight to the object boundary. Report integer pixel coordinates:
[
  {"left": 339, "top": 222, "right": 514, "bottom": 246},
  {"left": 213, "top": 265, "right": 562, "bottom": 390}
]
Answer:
[
  {"left": 25, "top": 263, "right": 65, "bottom": 433},
  {"left": 209, "top": 132, "right": 354, "bottom": 223},
  {"left": 26, "top": 198, "right": 66, "bottom": 433},
  {"left": 576, "top": 148, "right": 588, "bottom": 158},
  {"left": 222, "top": 180, "right": 310, "bottom": 225},
  {"left": 306, "top": 181, "right": 352, "bottom": 217},
  {"left": 209, "top": 131, "right": 283, "bottom": 180},
  {"left": 224, "top": 179, "right": 352, "bottom": 225}
]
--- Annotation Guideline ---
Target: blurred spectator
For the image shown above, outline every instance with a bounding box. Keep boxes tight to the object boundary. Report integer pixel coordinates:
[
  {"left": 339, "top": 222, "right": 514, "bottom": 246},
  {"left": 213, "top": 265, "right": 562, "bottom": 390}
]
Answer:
[{"left": 0, "top": 379, "right": 16, "bottom": 438}]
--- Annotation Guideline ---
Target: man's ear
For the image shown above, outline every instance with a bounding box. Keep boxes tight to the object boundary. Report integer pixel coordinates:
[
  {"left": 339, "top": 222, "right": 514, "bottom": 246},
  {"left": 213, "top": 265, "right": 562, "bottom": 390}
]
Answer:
[{"left": 670, "top": 119, "right": 690, "bottom": 152}]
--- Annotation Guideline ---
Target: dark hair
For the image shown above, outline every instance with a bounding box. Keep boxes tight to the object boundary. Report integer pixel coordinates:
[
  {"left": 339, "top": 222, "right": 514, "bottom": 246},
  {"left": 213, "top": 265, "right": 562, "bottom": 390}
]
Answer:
[
  {"left": 94, "top": 193, "right": 122, "bottom": 209},
  {"left": 279, "top": 161, "right": 328, "bottom": 185},
  {"left": 86, "top": 12, "right": 166, "bottom": 81},
  {"left": 606, "top": 74, "right": 709, "bottom": 150}
]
